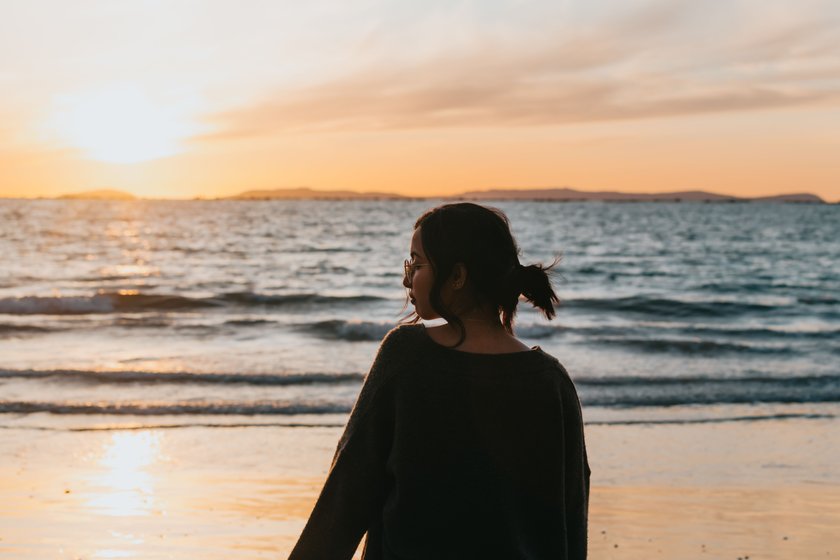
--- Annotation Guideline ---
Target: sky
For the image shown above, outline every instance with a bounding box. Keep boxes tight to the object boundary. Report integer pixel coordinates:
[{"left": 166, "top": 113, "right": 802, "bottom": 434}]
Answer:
[{"left": 1, "top": 0, "right": 839, "bottom": 200}]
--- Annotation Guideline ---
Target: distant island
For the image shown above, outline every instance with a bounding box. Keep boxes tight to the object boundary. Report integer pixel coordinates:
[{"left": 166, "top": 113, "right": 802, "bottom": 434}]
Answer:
[
  {"left": 58, "top": 189, "right": 136, "bottom": 200},
  {"left": 33, "top": 186, "right": 828, "bottom": 203},
  {"left": 450, "top": 188, "right": 826, "bottom": 203},
  {"left": 228, "top": 187, "right": 407, "bottom": 200},
  {"left": 227, "top": 186, "right": 825, "bottom": 203}
]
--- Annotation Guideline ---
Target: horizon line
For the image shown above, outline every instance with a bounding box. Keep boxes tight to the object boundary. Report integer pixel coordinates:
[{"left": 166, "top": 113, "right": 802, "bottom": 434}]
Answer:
[{"left": 2, "top": 186, "right": 835, "bottom": 203}]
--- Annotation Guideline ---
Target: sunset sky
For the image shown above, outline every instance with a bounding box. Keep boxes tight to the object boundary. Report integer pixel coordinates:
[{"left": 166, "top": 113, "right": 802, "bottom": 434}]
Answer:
[{"left": 1, "top": 0, "right": 838, "bottom": 200}]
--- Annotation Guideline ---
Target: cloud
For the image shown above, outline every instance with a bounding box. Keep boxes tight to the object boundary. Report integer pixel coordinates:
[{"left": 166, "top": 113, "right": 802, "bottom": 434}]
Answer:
[{"left": 200, "top": 1, "right": 840, "bottom": 139}]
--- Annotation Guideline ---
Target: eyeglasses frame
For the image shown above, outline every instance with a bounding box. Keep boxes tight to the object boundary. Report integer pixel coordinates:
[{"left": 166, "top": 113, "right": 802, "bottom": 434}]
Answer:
[{"left": 404, "top": 259, "right": 431, "bottom": 279}]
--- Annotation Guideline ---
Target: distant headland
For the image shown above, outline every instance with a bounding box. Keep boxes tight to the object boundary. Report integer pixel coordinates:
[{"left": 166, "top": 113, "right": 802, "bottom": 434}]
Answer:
[
  {"left": 227, "top": 187, "right": 407, "bottom": 200},
  {"left": 58, "top": 189, "right": 137, "bottom": 200},
  {"left": 23, "top": 187, "right": 829, "bottom": 203},
  {"left": 450, "top": 188, "right": 826, "bottom": 203},
  {"left": 226, "top": 187, "right": 826, "bottom": 203}
]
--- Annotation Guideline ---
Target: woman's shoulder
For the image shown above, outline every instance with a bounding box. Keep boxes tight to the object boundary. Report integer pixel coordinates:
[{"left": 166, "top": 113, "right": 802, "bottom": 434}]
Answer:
[
  {"left": 533, "top": 347, "right": 567, "bottom": 372},
  {"left": 533, "top": 348, "right": 575, "bottom": 381},
  {"left": 381, "top": 322, "right": 426, "bottom": 348},
  {"left": 370, "top": 323, "right": 426, "bottom": 368},
  {"left": 532, "top": 350, "right": 584, "bottom": 406}
]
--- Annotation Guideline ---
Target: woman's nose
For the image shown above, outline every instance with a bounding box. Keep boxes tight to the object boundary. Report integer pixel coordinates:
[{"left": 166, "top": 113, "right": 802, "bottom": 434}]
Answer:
[{"left": 402, "top": 273, "right": 411, "bottom": 289}]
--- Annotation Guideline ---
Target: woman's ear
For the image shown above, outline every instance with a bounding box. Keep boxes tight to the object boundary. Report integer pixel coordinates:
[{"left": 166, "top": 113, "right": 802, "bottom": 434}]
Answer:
[{"left": 450, "top": 263, "right": 467, "bottom": 290}]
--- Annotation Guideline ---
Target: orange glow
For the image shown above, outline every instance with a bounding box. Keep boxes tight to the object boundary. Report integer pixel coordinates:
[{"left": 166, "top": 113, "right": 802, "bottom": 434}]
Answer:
[
  {"left": 0, "top": 2, "right": 837, "bottom": 201},
  {"left": 2, "top": 114, "right": 838, "bottom": 201},
  {"left": 44, "top": 84, "right": 203, "bottom": 164}
]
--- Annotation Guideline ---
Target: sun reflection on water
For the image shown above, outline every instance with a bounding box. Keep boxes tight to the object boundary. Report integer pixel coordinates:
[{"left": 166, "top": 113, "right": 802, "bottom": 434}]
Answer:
[{"left": 87, "top": 432, "right": 161, "bottom": 517}]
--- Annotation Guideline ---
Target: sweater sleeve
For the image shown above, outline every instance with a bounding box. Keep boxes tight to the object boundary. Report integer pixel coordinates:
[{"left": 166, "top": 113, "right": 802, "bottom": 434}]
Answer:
[
  {"left": 559, "top": 366, "right": 591, "bottom": 560},
  {"left": 288, "top": 327, "right": 405, "bottom": 560}
]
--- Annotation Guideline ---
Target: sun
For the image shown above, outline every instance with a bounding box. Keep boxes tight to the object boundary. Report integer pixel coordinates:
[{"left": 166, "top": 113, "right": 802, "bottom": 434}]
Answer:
[{"left": 48, "top": 84, "right": 202, "bottom": 164}]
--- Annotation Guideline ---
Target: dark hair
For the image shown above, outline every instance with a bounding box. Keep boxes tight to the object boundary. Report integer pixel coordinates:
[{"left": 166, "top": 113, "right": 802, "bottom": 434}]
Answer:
[{"left": 406, "top": 202, "right": 559, "bottom": 346}]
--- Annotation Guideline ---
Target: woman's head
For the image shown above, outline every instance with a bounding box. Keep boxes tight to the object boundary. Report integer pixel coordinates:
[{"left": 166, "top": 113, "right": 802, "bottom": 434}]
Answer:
[{"left": 402, "top": 202, "right": 559, "bottom": 344}]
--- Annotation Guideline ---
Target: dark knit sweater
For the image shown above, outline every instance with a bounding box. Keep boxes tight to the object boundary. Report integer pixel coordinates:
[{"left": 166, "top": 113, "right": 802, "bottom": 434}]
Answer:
[{"left": 289, "top": 324, "right": 591, "bottom": 559}]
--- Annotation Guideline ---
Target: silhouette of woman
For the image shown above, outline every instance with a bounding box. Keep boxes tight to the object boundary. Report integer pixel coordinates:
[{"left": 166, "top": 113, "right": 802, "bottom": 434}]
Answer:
[{"left": 290, "top": 203, "right": 590, "bottom": 559}]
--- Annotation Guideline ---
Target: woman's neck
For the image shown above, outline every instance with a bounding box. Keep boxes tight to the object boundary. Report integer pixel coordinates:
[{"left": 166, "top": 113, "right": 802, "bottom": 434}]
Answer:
[{"left": 427, "top": 308, "right": 531, "bottom": 353}]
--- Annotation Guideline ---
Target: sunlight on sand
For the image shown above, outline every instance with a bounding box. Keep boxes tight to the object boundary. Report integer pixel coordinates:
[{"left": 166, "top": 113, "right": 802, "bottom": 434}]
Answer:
[
  {"left": 85, "top": 432, "right": 161, "bottom": 517},
  {"left": 93, "top": 548, "right": 137, "bottom": 559}
]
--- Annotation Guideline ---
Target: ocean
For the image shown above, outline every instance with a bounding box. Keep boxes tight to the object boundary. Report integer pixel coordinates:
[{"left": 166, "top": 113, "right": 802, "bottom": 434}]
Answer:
[{"left": 1, "top": 199, "right": 838, "bottom": 431}]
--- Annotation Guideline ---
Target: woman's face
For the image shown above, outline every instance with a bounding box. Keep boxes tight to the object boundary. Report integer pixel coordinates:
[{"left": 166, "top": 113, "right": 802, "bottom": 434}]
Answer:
[{"left": 403, "top": 228, "right": 439, "bottom": 320}]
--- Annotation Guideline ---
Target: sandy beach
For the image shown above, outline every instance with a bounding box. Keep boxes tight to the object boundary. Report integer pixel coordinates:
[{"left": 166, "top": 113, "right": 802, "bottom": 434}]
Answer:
[{"left": 2, "top": 410, "right": 837, "bottom": 559}]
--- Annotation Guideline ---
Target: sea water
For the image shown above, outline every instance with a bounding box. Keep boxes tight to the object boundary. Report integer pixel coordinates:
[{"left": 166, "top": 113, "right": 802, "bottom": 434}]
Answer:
[{"left": 1, "top": 199, "right": 838, "bottom": 429}]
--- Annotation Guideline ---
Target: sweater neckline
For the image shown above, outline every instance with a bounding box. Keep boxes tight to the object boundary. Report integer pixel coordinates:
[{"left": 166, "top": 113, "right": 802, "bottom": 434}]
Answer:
[{"left": 417, "top": 323, "right": 543, "bottom": 358}]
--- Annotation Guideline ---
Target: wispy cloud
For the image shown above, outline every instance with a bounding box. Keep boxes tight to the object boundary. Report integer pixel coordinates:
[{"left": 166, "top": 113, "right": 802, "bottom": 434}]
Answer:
[{"left": 203, "top": 1, "right": 840, "bottom": 139}]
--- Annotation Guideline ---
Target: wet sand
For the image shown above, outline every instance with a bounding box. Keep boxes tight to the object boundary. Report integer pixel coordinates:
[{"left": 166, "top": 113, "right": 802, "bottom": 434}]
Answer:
[{"left": 1, "top": 413, "right": 838, "bottom": 559}]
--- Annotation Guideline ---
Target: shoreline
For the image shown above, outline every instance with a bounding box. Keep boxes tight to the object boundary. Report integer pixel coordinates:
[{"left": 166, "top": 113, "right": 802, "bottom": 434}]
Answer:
[{"left": 1, "top": 414, "right": 838, "bottom": 558}]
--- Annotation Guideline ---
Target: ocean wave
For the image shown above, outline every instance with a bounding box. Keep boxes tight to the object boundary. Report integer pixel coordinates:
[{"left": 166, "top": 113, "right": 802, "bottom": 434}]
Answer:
[
  {"left": 1, "top": 421, "right": 348, "bottom": 432},
  {"left": 568, "top": 323, "right": 840, "bottom": 340},
  {"left": 694, "top": 281, "right": 827, "bottom": 294},
  {"left": 0, "top": 323, "right": 57, "bottom": 335},
  {"left": 287, "top": 245, "right": 372, "bottom": 254},
  {"left": 588, "top": 337, "right": 794, "bottom": 355},
  {"left": 574, "top": 372, "right": 839, "bottom": 386},
  {"left": 565, "top": 295, "right": 785, "bottom": 318},
  {"left": 3, "top": 370, "right": 839, "bottom": 413},
  {"left": 0, "top": 293, "right": 220, "bottom": 315},
  {"left": 114, "top": 316, "right": 174, "bottom": 328},
  {"left": 303, "top": 320, "right": 621, "bottom": 343},
  {"left": 575, "top": 266, "right": 673, "bottom": 278},
  {"left": 302, "top": 319, "right": 395, "bottom": 341},
  {"left": 0, "top": 401, "right": 351, "bottom": 416},
  {"left": 798, "top": 296, "right": 839, "bottom": 305},
  {"left": 222, "top": 318, "right": 278, "bottom": 327},
  {"left": 586, "top": 412, "right": 836, "bottom": 426},
  {"left": 3, "top": 386, "right": 839, "bottom": 417},
  {"left": 0, "top": 368, "right": 364, "bottom": 386},
  {"left": 514, "top": 324, "right": 558, "bottom": 339},
  {"left": 575, "top": 373, "right": 840, "bottom": 407},
  {"left": 72, "top": 274, "right": 144, "bottom": 282},
  {"left": 219, "top": 291, "right": 383, "bottom": 306},
  {"left": 674, "top": 325, "right": 840, "bottom": 340},
  {"left": 521, "top": 322, "right": 839, "bottom": 344},
  {"left": 0, "top": 291, "right": 386, "bottom": 315},
  {"left": 4, "top": 412, "right": 834, "bottom": 431},
  {"left": 0, "top": 295, "right": 117, "bottom": 315}
]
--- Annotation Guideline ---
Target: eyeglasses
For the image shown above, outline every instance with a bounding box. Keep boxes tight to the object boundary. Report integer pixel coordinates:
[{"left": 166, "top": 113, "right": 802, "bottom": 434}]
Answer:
[{"left": 404, "top": 259, "right": 431, "bottom": 278}]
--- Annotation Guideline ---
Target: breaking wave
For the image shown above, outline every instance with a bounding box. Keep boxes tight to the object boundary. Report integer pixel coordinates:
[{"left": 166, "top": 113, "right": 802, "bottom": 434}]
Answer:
[
  {"left": 0, "top": 291, "right": 386, "bottom": 315},
  {"left": 0, "top": 368, "right": 363, "bottom": 386}
]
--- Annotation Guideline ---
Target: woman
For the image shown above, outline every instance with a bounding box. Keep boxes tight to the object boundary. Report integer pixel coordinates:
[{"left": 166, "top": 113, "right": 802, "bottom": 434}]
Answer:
[{"left": 290, "top": 203, "right": 590, "bottom": 559}]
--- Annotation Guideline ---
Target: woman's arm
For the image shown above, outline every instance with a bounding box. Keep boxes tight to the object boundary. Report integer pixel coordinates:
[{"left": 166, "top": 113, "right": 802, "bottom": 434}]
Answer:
[
  {"left": 559, "top": 367, "right": 591, "bottom": 560},
  {"left": 288, "top": 327, "right": 407, "bottom": 559}
]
